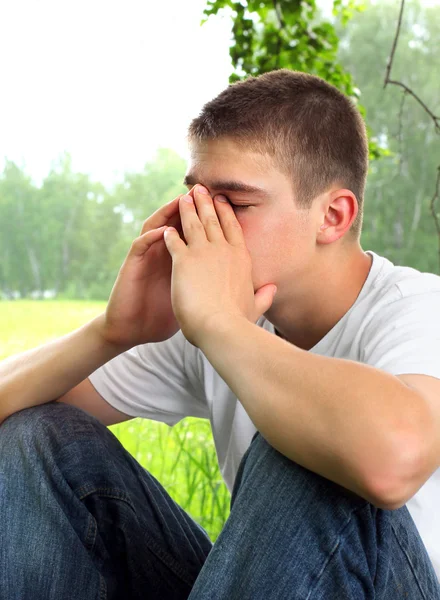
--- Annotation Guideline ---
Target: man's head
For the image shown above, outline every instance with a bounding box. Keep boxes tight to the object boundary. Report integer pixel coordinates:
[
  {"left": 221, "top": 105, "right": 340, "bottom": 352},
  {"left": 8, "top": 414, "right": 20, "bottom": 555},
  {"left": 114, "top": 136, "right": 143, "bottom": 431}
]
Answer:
[
  {"left": 183, "top": 70, "right": 372, "bottom": 346},
  {"left": 187, "top": 69, "right": 368, "bottom": 239}
]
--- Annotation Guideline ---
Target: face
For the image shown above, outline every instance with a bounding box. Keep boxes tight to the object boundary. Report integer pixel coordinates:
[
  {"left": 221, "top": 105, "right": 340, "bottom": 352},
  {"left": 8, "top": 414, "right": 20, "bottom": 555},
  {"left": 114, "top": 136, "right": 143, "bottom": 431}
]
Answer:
[{"left": 184, "top": 137, "right": 320, "bottom": 295}]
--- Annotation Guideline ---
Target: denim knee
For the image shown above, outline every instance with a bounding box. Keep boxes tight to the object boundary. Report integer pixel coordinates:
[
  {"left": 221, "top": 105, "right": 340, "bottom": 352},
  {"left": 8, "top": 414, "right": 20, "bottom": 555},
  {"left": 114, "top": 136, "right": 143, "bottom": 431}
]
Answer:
[{"left": 0, "top": 401, "right": 97, "bottom": 462}]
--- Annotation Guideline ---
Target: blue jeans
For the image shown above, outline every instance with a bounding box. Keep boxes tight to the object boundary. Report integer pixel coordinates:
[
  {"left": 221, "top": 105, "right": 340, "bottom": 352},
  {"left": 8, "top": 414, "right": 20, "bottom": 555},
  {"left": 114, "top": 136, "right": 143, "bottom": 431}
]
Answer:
[{"left": 0, "top": 401, "right": 439, "bottom": 599}]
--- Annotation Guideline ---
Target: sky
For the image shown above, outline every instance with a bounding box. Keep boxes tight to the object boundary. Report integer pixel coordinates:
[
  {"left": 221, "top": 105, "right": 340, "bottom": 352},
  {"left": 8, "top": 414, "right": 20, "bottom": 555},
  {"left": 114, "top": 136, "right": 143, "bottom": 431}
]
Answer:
[
  {"left": 0, "top": 0, "right": 233, "bottom": 187},
  {"left": 1, "top": 0, "right": 437, "bottom": 188}
]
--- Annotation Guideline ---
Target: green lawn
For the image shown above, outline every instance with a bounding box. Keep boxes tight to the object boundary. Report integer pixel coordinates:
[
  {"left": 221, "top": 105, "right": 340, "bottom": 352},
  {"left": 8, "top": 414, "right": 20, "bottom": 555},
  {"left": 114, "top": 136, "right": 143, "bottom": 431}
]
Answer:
[{"left": 1, "top": 300, "right": 230, "bottom": 541}]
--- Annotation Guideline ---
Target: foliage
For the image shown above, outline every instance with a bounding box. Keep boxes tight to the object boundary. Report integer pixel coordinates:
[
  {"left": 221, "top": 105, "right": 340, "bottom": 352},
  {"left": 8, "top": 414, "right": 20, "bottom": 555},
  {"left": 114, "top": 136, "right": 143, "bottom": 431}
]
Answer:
[
  {"left": 110, "top": 418, "right": 230, "bottom": 540},
  {"left": 0, "top": 149, "right": 186, "bottom": 300},
  {"left": 1, "top": 1, "right": 439, "bottom": 300},
  {"left": 337, "top": 0, "right": 440, "bottom": 271},
  {"left": 202, "top": 0, "right": 382, "bottom": 160},
  {"left": 112, "top": 148, "right": 186, "bottom": 234}
]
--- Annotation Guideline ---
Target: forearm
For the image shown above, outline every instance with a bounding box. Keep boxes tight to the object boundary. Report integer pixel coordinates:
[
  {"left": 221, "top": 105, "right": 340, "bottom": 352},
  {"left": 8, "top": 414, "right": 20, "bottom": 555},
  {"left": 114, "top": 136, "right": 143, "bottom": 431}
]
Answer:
[
  {"left": 0, "top": 313, "right": 129, "bottom": 422},
  {"left": 199, "top": 315, "right": 426, "bottom": 507}
]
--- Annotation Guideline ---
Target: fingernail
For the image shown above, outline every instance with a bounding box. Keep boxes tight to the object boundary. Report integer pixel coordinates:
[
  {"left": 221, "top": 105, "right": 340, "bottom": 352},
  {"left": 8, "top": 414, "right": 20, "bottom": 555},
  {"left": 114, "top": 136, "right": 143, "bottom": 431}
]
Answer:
[
  {"left": 182, "top": 195, "right": 194, "bottom": 203},
  {"left": 215, "top": 195, "right": 228, "bottom": 203},
  {"left": 197, "top": 185, "right": 210, "bottom": 195}
]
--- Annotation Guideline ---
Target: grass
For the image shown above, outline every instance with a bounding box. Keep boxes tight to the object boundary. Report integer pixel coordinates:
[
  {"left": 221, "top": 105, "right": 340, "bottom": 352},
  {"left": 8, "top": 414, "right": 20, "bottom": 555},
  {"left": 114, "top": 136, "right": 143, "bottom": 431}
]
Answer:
[{"left": 1, "top": 300, "right": 230, "bottom": 541}]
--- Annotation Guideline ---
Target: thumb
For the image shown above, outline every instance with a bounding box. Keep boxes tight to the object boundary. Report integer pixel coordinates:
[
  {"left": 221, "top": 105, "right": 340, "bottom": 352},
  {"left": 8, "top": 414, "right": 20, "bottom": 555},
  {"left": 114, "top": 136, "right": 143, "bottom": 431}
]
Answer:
[{"left": 253, "top": 284, "right": 277, "bottom": 319}]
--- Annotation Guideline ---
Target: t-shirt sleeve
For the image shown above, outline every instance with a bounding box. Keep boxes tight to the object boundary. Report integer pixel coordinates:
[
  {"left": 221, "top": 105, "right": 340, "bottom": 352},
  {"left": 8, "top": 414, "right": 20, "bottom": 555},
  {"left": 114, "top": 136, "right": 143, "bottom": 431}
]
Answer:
[
  {"left": 88, "top": 330, "right": 209, "bottom": 426},
  {"left": 361, "top": 287, "right": 440, "bottom": 380}
]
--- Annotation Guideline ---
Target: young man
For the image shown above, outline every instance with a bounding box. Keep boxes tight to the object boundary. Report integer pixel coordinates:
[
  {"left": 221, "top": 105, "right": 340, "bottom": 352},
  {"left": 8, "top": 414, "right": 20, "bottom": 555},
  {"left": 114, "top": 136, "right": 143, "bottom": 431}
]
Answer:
[{"left": 1, "top": 69, "right": 440, "bottom": 599}]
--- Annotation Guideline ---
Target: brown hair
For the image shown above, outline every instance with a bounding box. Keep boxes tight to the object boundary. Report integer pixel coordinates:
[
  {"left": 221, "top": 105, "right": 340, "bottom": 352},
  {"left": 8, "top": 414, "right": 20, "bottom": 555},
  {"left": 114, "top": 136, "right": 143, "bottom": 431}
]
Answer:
[{"left": 188, "top": 69, "right": 369, "bottom": 238}]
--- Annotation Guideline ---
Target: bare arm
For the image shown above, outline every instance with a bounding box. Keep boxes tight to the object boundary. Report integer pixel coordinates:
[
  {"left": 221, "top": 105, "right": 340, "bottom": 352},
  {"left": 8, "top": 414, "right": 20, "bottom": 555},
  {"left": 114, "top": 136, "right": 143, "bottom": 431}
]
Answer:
[
  {"left": 0, "top": 313, "right": 130, "bottom": 424},
  {"left": 198, "top": 314, "right": 433, "bottom": 510},
  {"left": 56, "top": 378, "right": 134, "bottom": 426},
  {"left": 0, "top": 193, "right": 184, "bottom": 425}
]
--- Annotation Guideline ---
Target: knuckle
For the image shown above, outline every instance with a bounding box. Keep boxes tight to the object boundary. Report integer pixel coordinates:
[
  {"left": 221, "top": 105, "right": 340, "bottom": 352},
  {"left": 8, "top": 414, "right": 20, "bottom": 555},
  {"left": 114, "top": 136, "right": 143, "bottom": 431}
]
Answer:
[
  {"left": 206, "top": 215, "right": 221, "bottom": 228},
  {"left": 131, "top": 236, "right": 142, "bottom": 249},
  {"left": 230, "top": 219, "right": 241, "bottom": 233},
  {"left": 189, "top": 220, "right": 204, "bottom": 231}
]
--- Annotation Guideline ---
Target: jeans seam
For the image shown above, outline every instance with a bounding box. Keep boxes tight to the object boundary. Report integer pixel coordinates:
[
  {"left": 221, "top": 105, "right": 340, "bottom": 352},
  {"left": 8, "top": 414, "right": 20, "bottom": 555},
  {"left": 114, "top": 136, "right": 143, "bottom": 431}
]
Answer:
[
  {"left": 77, "top": 485, "right": 134, "bottom": 507},
  {"left": 84, "top": 513, "right": 97, "bottom": 550},
  {"left": 390, "top": 521, "right": 429, "bottom": 600},
  {"left": 306, "top": 502, "right": 370, "bottom": 600},
  {"left": 99, "top": 573, "right": 107, "bottom": 600},
  {"left": 144, "top": 538, "right": 197, "bottom": 589}
]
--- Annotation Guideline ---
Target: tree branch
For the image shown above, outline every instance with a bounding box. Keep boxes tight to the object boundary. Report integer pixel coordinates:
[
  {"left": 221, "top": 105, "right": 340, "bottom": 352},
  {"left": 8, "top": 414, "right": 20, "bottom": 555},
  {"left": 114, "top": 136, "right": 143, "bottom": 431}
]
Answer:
[
  {"left": 430, "top": 167, "right": 440, "bottom": 268},
  {"left": 383, "top": 0, "right": 405, "bottom": 89},
  {"left": 386, "top": 80, "right": 440, "bottom": 133},
  {"left": 384, "top": 0, "right": 440, "bottom": 271},
  {"left": 273, "top": 0, "right": 286, "bottom": 29},
  {"left": 384, "top": 0, "right": 440, "bottom": 131}
]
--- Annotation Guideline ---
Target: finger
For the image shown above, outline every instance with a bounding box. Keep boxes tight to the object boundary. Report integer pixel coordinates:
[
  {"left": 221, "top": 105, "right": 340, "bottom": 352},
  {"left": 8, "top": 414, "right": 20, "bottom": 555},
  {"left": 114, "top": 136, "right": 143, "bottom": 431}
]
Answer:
[
  {"left": 130, "top": 226, "right": 168, "bottom": 257},
  {"left": 139, "top": 194, "right": 184, "bottom": 236},
  {"left": 179, "top": 194, "right": 208, "bottom": 247},
  {"left": 214, "top": 195, "right": 246, "bottom": 246},
  {"left": 192, "top": 185, "right": 225, "bottom": 243},
  {"left": 163, "top": 226, "right": 187, "bottom": 258},
  {"left": 167, "top": 208, "right": 184, "bottom": 231}
]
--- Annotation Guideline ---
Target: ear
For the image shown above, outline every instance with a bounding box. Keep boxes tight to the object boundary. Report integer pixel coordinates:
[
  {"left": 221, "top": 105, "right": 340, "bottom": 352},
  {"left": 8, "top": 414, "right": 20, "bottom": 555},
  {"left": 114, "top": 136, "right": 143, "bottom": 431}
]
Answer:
[{"left": 316, "top": 189, "right": 358, "bottom": 245}]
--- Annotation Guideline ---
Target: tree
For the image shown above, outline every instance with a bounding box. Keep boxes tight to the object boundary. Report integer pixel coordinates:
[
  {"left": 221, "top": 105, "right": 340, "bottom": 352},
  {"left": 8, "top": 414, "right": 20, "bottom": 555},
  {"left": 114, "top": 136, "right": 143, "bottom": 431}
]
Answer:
[
  {"left": 203, "top": 0, "right": 439, "bottom": 272},
  {"left": 0, "top": 161, "right": 40, "bottom": 297},
  {"left": 112, "top": 148, "right": 186, "bottom": 234},
  {"left": 337, "top": 0, "right": 440, "bottom": 272},
  {"left": 0, "top": 149, "right": 187, "bottom": 299},
  {"left": 382, "top": 0, "right": 440, "bottom": 271},
  {"left": 203, "top": 0, "right": 382, "bottom": 160}
]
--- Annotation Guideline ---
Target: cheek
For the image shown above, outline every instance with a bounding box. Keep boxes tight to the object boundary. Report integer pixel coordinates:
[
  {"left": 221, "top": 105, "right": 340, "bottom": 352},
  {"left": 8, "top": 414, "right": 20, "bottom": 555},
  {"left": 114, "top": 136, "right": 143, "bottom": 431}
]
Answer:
[
  {"left": 240, "top": 215, "right": 282, "bottom": 262},
  {"left": 247, "top": 214, "right": 309, "bottom": 265}
]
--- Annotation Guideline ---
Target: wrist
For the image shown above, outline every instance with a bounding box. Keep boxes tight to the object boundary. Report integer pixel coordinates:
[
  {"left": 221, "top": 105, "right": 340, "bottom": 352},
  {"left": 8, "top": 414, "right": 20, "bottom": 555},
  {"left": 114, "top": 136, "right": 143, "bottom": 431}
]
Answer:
[
  {"left": 90, "top": 313, "right": 134, "bottom": 355},
  {"left": 197, "top": 312, "right": 248, "bottom": 350}
]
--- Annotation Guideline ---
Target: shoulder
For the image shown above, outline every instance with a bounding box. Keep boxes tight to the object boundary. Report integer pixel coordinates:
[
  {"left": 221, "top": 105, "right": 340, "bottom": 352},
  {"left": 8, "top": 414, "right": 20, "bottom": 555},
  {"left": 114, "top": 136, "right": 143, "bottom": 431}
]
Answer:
[
  {"left": 358, "top": 254, "right": 440, "bottom": 373},
  {"left": 363, "top": 252, "right": 440, "bottom": 313}
]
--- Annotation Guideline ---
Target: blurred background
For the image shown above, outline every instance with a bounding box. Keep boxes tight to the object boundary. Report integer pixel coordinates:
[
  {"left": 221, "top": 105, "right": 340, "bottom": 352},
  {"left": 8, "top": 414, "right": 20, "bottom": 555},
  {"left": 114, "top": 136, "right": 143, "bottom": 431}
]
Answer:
[{"left": 1, "top": 0, "right": 439, "bottom": 539}]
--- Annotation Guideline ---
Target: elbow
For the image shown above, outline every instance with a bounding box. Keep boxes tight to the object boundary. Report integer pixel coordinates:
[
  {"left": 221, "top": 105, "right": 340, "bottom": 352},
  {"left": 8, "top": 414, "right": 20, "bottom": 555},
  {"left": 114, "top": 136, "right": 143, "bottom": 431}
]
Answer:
[
  {"left": 364, "top": 434, "right": 428, "bottom": 511},
  {"left": 367, "top": 485, "right": 408, "bottom": 511}
]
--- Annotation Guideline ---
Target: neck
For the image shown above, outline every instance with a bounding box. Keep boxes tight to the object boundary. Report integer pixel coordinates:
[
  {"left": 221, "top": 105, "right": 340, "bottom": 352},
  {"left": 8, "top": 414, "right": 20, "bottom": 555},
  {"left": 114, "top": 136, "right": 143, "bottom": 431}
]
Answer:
[{"left": 265, "top": 243, "right": 373, "bottom": 351}]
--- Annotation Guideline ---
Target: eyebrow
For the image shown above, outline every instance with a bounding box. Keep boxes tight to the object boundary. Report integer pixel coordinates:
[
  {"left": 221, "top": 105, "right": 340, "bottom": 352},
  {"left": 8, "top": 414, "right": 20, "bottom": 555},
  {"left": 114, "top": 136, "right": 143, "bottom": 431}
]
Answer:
[{"left": 183, "top": 175, "right": 269, "bottom": 198}]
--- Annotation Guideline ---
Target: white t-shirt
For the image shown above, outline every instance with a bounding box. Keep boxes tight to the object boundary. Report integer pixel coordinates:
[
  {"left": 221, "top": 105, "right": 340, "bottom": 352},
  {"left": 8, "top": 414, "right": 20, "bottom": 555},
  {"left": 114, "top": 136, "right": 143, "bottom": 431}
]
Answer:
[{"left": 89, "top": 250, "right": 440, "bottom": 578}]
